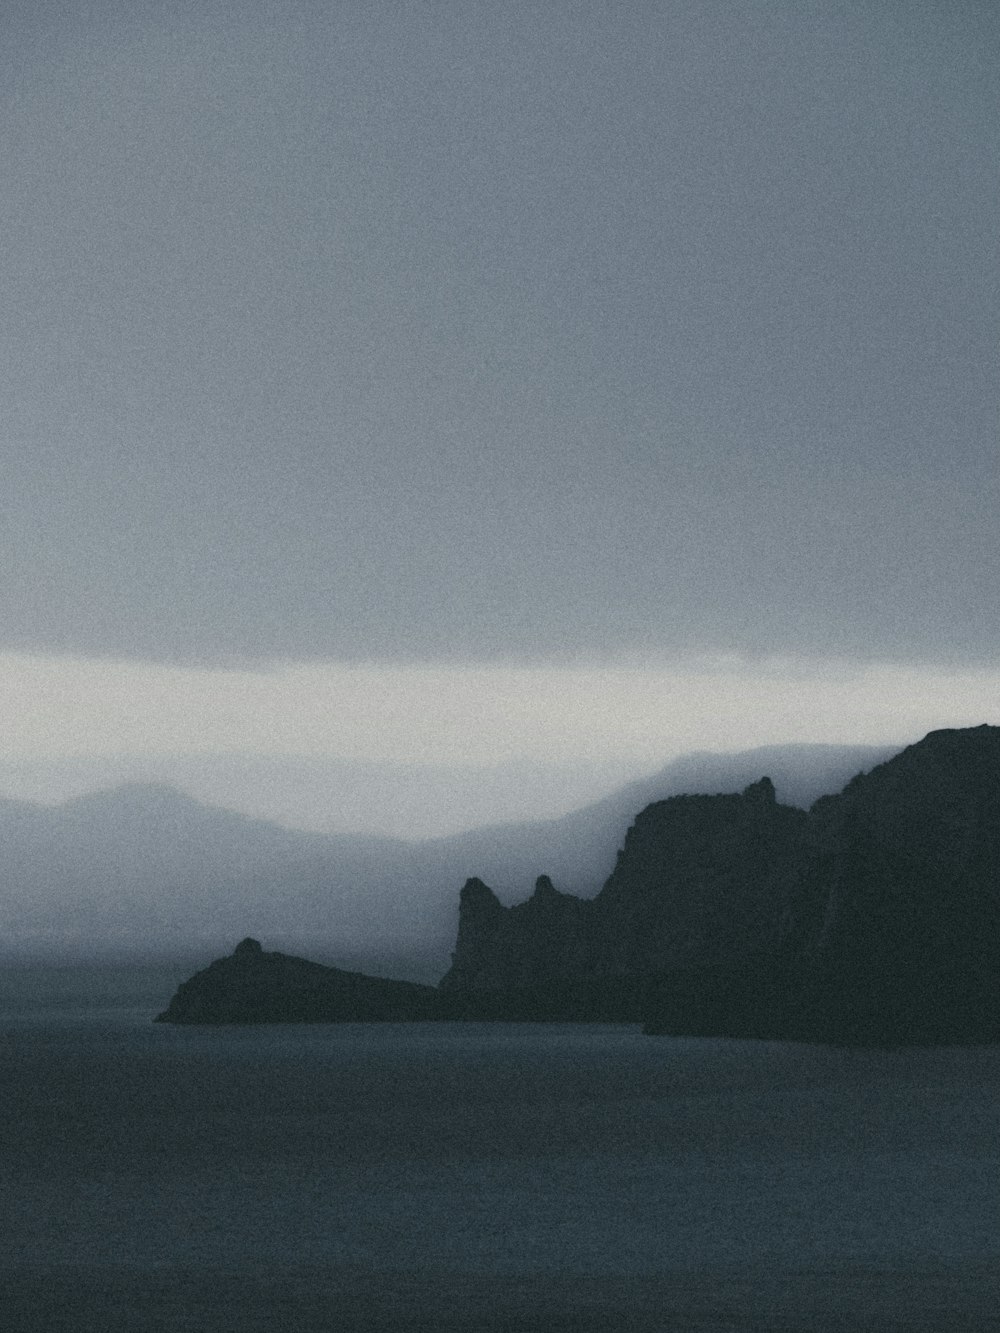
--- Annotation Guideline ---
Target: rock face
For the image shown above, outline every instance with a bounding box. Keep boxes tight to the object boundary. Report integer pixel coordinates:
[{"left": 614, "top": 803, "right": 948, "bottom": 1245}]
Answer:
[
  {"left": 441, "top": 875, "right": 592, "bottom": 991},
  {"left": 439, "top": 778, "right": 812, "bottom": 990},
  {"left": 591, "top": 777, "right": 813, "bottom": 975},
  {"left": 441, "top": 726, "right": 1000, "bottom": 1043}
]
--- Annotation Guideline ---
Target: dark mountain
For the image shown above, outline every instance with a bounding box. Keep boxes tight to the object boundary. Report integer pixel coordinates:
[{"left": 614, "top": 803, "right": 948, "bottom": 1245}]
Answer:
[
  {"left": 442, "top": 726, "right": 1000, "bottom": 1044},
  {"left": 0, "top": 743, "right": 893, "bottom": 973},
  {"left": 438, "top": 780, "right": 813, "bottom": 997}
]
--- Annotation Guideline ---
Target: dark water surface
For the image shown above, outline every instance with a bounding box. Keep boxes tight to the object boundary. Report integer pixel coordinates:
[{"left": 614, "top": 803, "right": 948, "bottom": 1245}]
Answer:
[{"left": 1, "top": 965, "right": 998, "bottom": 1330}]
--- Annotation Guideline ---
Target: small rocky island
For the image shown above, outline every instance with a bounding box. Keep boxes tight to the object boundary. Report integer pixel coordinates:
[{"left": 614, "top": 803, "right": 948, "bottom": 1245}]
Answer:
[{"left": 158, "top": 725, "right": 1000, "bottom": 1045}]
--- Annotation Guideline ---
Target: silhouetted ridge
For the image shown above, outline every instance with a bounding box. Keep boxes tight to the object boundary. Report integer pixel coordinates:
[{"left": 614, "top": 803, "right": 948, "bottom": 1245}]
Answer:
[
  {"left": 158, "top": 727, "right": 1000, "bottom": 1044},
  {"left": 441, "top": 725, "right": 1000, "bottom": 1043}
]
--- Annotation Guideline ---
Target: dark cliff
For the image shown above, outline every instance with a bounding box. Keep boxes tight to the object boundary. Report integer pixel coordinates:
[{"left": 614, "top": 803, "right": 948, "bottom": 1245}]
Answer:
[
  {"left": 808, "top": 724, "right": 1000, "bottom": 968},
  {"left": 442, "top": 726, "right": 1000, "bottom": 1042},
  {"left": 440, "top": 875, "right": 592, "bottom": 991},
  {"left": 439, "top": 777, "right": 814, "bottom": 992},
  {"left": 591, "top": 776, "right": 813, "bottom": 975}
]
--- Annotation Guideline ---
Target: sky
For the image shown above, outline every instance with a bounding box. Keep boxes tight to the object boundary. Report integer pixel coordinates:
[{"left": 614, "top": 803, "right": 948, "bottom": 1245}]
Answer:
[{"left": 1, "top": 1, "right": 997, "bottom": 836}]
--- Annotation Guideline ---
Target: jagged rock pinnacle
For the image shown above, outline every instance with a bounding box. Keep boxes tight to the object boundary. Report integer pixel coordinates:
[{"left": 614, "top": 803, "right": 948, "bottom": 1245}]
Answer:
[
  {"left": 459, "top": 877, "right": 503, "bottom": 910},
  {"left": 742, "top": 776, "right": 776, "bottom": 803}
]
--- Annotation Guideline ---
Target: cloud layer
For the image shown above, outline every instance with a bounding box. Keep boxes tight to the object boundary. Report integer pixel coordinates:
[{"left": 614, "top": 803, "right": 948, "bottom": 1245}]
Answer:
[
  {"left": 1, "top": 651, "right": 996, "bottom": 834},
  {"left": 1, "top": 2, "right": 996, "bottom": 668}
]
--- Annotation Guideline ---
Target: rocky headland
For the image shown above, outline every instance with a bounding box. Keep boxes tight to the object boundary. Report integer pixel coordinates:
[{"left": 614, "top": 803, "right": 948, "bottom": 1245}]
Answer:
[
  {"left": 155, "top": 937, "right": 442, "bottom": 1023},
  {"left": 158, "top": 726, "right": 1000, "bottom": 1044}
]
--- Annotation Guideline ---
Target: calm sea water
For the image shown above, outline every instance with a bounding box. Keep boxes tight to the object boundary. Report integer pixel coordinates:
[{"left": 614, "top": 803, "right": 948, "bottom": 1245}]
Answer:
[{"left": 1, "top": 963, "right": 998, "bottom": 1331}]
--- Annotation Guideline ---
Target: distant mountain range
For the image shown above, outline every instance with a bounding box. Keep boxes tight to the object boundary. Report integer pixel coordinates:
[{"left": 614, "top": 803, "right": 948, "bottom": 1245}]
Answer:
[{"left": 0, "top": 741, "right": 897, "bottom": 975}]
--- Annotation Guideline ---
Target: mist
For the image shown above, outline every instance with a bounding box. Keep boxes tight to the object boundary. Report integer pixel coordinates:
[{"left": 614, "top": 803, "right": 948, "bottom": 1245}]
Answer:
[{"left": 0, "top": 739, "right": 899, "bottom": 978}]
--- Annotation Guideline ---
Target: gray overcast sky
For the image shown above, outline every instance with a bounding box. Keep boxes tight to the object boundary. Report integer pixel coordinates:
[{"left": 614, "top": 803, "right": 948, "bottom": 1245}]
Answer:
[
  {"left": 0, "top": 1, "right": 998, "bottom": 836},
  {"left": 3, "top": 0, "right": 997, "bottom": 668}
]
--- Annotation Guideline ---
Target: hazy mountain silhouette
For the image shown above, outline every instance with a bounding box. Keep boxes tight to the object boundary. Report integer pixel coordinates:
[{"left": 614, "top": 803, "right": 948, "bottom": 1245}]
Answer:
[
  {"left": 0, "top": 742, "right": 896, "bottom": 974},
  {"left": 158, "top": 727, "right": 1000, "bottom": 1045}
]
